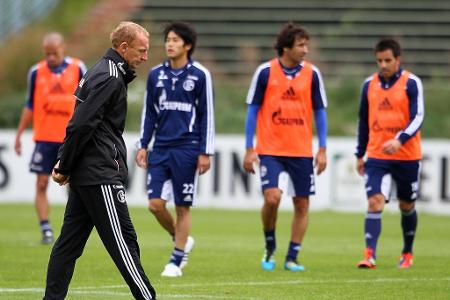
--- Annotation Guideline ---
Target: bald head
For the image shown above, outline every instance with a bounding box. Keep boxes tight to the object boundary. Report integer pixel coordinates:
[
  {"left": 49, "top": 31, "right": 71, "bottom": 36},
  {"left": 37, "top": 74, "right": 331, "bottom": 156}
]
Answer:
[
  {"left": 42, "top": 32, "right": 65, "bottom": 68},
  {"left": 43, "top": 32, "right": 64, "bottom": 46}
]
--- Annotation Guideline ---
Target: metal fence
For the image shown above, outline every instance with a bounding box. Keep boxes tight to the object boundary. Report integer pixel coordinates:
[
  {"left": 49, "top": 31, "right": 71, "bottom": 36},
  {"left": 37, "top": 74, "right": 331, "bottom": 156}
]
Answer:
[{"left": 0, "top": 0, "right": 59, "bottom": 42}]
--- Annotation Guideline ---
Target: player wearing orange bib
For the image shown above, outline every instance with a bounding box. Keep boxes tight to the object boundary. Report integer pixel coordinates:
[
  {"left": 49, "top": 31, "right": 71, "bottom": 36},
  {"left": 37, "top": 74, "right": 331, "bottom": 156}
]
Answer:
[
  {"left": 355, "top": 38, "right": 424, "bottom": 269},
  {"left": 14, "top": 32, "right": 86, "bottom": 244},
  {"left": 243, "top": 23, "right": 328, "bottom": 272}
]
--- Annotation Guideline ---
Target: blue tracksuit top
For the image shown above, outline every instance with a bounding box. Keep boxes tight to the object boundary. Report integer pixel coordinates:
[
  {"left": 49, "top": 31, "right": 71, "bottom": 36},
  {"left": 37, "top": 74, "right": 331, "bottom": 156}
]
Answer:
[{"left": 139, "top": 59, "right": 215, "bottom": 155}]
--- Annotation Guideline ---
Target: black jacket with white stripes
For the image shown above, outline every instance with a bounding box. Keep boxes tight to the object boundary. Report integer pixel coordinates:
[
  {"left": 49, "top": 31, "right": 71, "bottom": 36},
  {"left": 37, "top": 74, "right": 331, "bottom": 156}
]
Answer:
[{"left": 57, "top": 48, "right": 136, "bottom": 185}]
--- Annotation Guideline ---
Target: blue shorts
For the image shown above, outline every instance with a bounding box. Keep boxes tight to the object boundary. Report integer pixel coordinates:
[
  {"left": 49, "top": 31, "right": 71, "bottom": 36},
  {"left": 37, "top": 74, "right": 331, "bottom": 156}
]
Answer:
[
  {"left": 29, "top": 141, "right": 62, "bottom": 174},
  {"left": 259, "top": 155, "right": 315, "bottom": 197},
  {"left": 147, "top": 148, "right": 200, "bottom": 206},
  {"left": 364, "top": 158, "right": 421, "bottom": 202}
]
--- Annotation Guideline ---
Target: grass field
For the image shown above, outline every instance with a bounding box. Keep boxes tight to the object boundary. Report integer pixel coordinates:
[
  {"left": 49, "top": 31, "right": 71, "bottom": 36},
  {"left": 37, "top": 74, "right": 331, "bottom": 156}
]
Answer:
[{"left": 0, "top": 204, "right": 449, "bottom": 299}]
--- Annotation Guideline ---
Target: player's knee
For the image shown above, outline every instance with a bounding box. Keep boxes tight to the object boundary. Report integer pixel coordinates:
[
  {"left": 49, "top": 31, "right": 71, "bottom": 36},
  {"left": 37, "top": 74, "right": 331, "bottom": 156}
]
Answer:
[
  {"left": 148, "top": 200, "right": 165, "bottom": 215},
  {"left": 36, "top": 176, "right": 49, "bottom": 191},
  {"left": 175, "top": 205, "right": 190, "bottom": 218},
  {"left": 399, "top": 200, "right": 415, "bottom": 211},
  {"left": 265, "top": 194, "right": 281, "bottom": 207},
  {"left": 294, "top": 197, "right": 309, "bottom": 214},
  {"left": 368, "top": 194, "right": 384, "bottom": 212}
]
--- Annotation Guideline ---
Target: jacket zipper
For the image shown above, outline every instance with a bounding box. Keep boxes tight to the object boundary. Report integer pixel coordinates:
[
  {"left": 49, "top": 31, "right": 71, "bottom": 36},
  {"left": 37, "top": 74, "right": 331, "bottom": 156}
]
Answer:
[{"left": 113, "top": 144, "right": 119, "bottom": 171}]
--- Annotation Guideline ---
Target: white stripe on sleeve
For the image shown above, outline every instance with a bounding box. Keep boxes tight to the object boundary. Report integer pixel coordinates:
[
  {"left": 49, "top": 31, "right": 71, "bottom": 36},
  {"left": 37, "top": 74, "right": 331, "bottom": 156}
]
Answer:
[
  {"left": 246, "top": 62, "right": 270, "bottom": 104},
  {"left": 312, "top": 65, "right": 328, "bottom": 108},
  {"left": 193, "top": 61, "right": 215, "bottom": 155},
  {"left": 403, "top": 74, "right": 424, "bottom": 136}
]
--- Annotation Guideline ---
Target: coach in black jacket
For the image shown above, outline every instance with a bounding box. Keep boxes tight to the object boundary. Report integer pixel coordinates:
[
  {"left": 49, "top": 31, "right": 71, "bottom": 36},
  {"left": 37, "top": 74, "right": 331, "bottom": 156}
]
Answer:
[{"left": 43, "top": 22, "right": 156, "bottom": 300}]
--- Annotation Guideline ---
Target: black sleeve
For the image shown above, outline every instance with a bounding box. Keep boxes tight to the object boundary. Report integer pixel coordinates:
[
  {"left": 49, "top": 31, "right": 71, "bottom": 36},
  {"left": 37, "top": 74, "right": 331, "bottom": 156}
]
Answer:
[
  {"left": 57, "top": 77, "right": 119, "bottom": 174},
  {"left": 355, "top": 81, "right": 369, "bottom": 158}
]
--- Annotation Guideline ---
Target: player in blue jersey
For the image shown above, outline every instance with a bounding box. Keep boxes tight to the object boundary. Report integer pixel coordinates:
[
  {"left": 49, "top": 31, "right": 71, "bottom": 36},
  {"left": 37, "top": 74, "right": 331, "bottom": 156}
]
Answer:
[{"left": 136, "top": 22, "right": 215, "bottom": 277}]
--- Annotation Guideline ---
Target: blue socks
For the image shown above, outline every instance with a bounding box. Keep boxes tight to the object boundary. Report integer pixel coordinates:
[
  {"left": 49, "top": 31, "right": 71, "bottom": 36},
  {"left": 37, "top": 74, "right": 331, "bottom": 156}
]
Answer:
[
  {"left": 40, "top": 220, "right": 52, "bottom": 235},
  {"left": 169, "top": 247, "right": 184, "bottom": 267},
  {"left": 401, "top": 208, "right": 417, "bottom": 254},
  {"left": 264, "top": 230, "right": 276, "bottom": 253},
  {"left": 364, "top": 211, "right": 382, "bottom": 257},
  {"left": 286, "top": 241, "right": 301, "bottom": 262}
]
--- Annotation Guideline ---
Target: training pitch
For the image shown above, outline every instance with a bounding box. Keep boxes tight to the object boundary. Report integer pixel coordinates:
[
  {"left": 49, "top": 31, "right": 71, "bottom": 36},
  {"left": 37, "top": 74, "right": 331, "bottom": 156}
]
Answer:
[{"left": 0, "top": 203, "right": 449, "bottom": 299}]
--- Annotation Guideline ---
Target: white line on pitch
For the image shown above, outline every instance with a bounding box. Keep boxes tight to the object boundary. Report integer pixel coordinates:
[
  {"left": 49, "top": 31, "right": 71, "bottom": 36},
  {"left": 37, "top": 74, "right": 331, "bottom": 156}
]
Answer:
[
  {"left": 1, "top": 277, "right": 449, "bottom": 296},
  {"left": 0, "top": 287, "right": 256, "bottom": 299},
  {"left": 169, "top": 277, "right": 450, "bottom": 287}
]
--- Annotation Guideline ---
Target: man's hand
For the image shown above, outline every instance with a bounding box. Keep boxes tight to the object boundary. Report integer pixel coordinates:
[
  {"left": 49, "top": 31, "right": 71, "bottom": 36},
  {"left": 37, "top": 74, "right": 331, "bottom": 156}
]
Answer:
[
  {"left": 314, "top": 147, "right": 327, "bottom": 175},
  {"left": 52, "top": 161, "right": 69, "bottom": 186},
  {"left": 197, "top": 154, "right": 211, "bottom": 175},
  {"left": 135, "top": 148, "right": 148, "bottom": 169},
  {"left": 243, "top": 148, "right": 259, "bottom": 174},
  {"left": 356, "top": 157, "right": 365, "bottom": 176},
  {"left": 14, "top": 136, "right": 21, "bottom": 156},
  {"left": 382, "top": 139, "right": 401, "bottom": 155}
]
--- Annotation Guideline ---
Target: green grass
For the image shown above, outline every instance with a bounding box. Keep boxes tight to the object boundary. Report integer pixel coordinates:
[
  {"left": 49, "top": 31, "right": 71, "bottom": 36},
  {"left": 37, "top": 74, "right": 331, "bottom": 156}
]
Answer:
[{"left": 0, "top": 204, "right": 449, "bottom": 299}]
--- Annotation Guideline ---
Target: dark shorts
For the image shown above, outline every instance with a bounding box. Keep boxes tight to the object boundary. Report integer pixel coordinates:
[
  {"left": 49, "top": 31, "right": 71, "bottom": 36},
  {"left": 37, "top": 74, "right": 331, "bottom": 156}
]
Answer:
[
  {"left": 29, "top": 141, "right": 62, "bottom": 174},
  {"left": 146, "top": 148, "right": 200, "bottom": 206},
  {"left": 364, "top": 158, "right": 421, "bottom": 202},
  {"left": 259, "top": 155, "right": 315, "bottom": 197}
]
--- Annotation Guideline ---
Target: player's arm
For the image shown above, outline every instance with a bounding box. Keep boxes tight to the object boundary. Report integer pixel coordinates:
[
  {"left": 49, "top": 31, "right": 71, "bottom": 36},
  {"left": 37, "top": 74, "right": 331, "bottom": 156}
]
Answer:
[
  {"left": 56, "top": 77, "right": 120, "bottom": 176},
  {"left": 14, "top": 107, "right": 33, "bottom": 156},
  {"left": 243, "top": 63, "right": 269, "bottom": 174},
  {"left": 314, "top": 109, "right": 327, "bottom": 175},
  {"left": 355, "top": 81, "right": 370, "bottom": 175},
  {"left": 15, "top": 67, "right": 37, "bottom": 156},
  {"left": 244, "top": 104, "right": 261, "bottom": 174},
  {"left": 136, "top": 73, "right": 158, "bottom": 169},
  {"left": 312, "top": 67, "right": 328, "bottom": 175},
  {"left": 197, "top": 69, "right": 215, "bottom": 175},
  {"left": 382, "top": 76, "right": 424, "bottom": 155}
]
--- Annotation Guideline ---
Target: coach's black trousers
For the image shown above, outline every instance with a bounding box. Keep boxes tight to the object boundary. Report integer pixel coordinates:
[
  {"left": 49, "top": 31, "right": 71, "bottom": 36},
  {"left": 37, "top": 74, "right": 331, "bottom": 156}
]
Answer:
[{"left": 43, "top": 184, "right": 156, "bottom": 300}]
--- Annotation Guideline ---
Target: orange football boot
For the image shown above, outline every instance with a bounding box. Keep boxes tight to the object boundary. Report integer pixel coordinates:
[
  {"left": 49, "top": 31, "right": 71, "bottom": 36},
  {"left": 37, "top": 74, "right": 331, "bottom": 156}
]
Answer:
[
  {"left": 357, "top": 247, "right": 376, "bottom": 269},
  {"left": 398, "top": 252, "right": 413, "bottom": 269}
]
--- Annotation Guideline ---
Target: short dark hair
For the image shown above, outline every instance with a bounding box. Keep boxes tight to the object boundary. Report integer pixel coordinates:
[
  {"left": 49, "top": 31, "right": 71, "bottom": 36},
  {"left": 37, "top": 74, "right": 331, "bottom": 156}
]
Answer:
[
  {"left": 164, "top": 22, "right": 197, "bottom": 58},
  {"left": 274, "top": 22, "right": 310, "bottom": 56},
  {"left": 375, "top": 38, "right": 401, "bottom": 57}
]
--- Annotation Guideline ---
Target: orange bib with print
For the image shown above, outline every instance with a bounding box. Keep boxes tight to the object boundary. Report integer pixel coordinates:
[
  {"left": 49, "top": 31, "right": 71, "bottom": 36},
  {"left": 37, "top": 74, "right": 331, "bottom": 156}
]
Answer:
[
  {"left": 367, "top": 71, "right": 422, "bottom": 160},
  {"left": 33, "top": 59, "right": 81, "bottom": 142},
  {"left": 255, "top": 59, "right": 314, "bottom": 157}
]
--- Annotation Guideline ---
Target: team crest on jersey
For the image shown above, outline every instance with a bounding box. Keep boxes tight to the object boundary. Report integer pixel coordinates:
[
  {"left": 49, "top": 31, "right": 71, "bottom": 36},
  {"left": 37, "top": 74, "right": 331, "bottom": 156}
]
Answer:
[
  {"left": 117, "top": 190, "right": 126, "bottom": 203},
  {"left": 183, "top": 79, "right": 195, "bottom": 91}
]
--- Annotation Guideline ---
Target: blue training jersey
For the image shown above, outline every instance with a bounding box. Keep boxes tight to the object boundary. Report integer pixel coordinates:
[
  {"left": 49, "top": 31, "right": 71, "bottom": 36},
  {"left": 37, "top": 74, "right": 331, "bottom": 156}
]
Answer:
[{"left": 139, "top": 59, "right": 215, "bottom": 155}]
